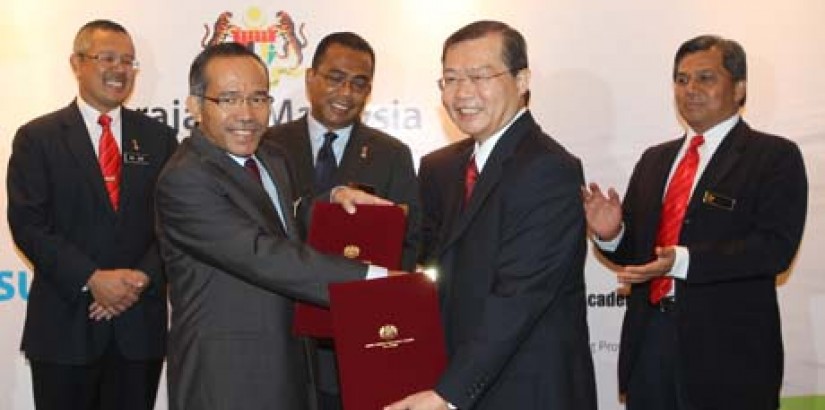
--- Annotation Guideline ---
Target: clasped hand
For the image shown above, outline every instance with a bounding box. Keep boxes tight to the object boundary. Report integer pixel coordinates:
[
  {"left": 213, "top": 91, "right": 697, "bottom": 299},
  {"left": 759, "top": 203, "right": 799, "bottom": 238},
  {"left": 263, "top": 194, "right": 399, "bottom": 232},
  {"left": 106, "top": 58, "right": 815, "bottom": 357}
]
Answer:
[{"left": 87, "top": 269, "right": 149, "bottom": 321}]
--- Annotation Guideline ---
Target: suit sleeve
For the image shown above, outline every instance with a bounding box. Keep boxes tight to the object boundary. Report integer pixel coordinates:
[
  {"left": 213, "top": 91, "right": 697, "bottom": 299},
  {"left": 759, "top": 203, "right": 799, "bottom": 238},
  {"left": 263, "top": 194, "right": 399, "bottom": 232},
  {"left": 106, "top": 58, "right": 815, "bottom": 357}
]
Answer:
[
  {"left": 385, "top": 143, "right": 421, "bottom": 271},
  {"left": 435, "top": 156, "right": 587, "bottom": 408},
  {"left": 156, "top": 160, "right": 368, "bottom": 307},
  {"left": 416, "top": 154, "right": 442, "bottom": 266},
  {"left": 133, "top": 126, "right": 178, "bottom": 297},
  {"left": 6, "top": 125, "right": 100, "bottom": 302}
]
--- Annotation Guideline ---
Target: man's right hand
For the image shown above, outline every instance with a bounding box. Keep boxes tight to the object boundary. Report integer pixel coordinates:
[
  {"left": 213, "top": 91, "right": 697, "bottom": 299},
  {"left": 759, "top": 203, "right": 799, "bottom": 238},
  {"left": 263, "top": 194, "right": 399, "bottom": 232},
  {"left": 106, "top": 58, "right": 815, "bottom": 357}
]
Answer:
[{"left": 581, "top": 182, "right": 623, "bottom": 241}]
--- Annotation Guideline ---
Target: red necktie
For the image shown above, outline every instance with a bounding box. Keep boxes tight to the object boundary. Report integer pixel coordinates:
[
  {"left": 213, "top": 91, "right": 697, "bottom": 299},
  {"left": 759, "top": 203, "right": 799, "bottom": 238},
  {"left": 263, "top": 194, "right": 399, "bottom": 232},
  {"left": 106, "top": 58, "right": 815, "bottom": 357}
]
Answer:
[
  {"left": 650, "top": 135, "right": 705, "bottom": 304},
  {"left": 97, "top": 114, "right": 121, "bottom": 211},
  {"left": 244, "top": 157, "right": 263, "bottom": 185},
  {"left": 464, "top": 155, "right": 478, "bottom": 207}
]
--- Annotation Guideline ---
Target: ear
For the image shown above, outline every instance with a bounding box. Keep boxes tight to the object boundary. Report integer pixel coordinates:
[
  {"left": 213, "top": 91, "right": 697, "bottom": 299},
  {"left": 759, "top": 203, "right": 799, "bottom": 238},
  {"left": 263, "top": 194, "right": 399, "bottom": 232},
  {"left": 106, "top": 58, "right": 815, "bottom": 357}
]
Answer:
[
  {"left": 186, "top": 95, "right": 203, "bottom": 124},
  {"left": 69, "top": 53, "right": 82, "bottom": 79},
  {"left": 515, "top": 68, "right": 531, "bottom": 98},
  {"left": 734, "top": 80, "right": 747, "bottom": 106},
  {"left": 305, "top": 67, "right": 314, "bottom": 87}
]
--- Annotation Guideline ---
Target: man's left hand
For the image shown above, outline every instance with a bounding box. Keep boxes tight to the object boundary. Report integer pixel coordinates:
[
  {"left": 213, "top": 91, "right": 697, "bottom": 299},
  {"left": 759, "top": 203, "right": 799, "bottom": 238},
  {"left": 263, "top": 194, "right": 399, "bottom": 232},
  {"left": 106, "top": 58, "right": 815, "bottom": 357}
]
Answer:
[
  {"left": 384, "top": 390, "right": 450, "bottom": 410},
  {"left": 616, "top": 246, "right": 676, "bottom": 284}
]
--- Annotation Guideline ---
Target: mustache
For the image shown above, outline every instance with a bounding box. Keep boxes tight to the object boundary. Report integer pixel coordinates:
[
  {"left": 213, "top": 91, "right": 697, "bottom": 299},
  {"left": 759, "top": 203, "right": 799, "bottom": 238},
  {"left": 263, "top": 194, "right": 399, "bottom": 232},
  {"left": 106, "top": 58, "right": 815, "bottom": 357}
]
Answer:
[
  {"left": 102, "top": 72, "right": 127, "bottom": 83},
  {"left": 227, "top": 121, "right": 265, "bottom": 132}
]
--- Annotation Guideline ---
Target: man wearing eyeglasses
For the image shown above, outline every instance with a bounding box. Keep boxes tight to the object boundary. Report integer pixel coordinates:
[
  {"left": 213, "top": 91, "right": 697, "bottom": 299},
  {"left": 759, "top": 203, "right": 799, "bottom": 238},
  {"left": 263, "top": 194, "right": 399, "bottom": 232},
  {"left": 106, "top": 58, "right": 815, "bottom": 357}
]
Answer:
[
  {"left": 387, "top": 20, "right": 596, "bottom": 410},
  {"left": 7, "top": 20, "right": 177, "bottom": 410},
  {"left": 264, "top": 32, "right": 420, "bottom": 271},
  {"left": 156, "top": 42, "right": 396, "bottom": 410},
  {"left": 264, "top": 32, "right": 420, "bottom": 410}
]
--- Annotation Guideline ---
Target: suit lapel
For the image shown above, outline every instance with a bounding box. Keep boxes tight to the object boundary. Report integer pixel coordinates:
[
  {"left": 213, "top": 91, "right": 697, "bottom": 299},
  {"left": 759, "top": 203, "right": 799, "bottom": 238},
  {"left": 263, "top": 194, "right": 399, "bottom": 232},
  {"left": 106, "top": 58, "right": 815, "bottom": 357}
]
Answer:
[
  {"left": 686, "top": 120, "right": 748, "bottom": 216},
  {"left": 439, "top": 112, "right": 536, "bottom": 254},
  {"left": 336, "top": 122, "right": 371, "bottom": 185},
  {"left": 62, "top": 102, "right": 116, "bottom": 216},
  {"left": 190, "top": 132, "right": 288, "bottom": 237},
  {"left": 118, "top": 109, "right": 146, "bottom": 215},
  {"left": 288, "top": 117, "right": 316, "bottom": 198},
  {"left": 437, "top": 142, "right": 474, "bottom": 255},
  {"left": 258, "top": 145, "right": 300, "bottom": 240}
]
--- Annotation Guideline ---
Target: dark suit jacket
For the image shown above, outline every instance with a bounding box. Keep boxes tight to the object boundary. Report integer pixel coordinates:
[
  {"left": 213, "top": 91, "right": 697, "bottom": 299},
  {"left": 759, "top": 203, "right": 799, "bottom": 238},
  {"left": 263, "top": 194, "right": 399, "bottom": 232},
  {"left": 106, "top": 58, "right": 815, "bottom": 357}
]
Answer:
[
  {"left": 6, "top": 101, "right": 177, "bottom": 364},
  {"left": 264, "top": 116, "right": 421, "bottom": 270},
  {"left": 156, "top": 131, "right": 369, "bottom": 410},
  {"left": 602, "top": 120, "right": 808, "bottom": 409},
  {"left": 418, "top": 112, "right": 596, "bottom": 410}
]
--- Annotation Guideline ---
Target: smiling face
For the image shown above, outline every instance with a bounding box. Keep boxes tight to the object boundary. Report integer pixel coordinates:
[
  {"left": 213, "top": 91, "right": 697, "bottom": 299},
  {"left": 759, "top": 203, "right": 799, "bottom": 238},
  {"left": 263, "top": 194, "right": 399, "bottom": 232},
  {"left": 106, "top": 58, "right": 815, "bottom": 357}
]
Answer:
[
  {"left": 187, "top": 55, "right": 271, "bottom": 157},
  {"left": 305, "top": 43, "right": 373, "bottom": 130},
  {"left": 674, "top": 47, "right": 745, "bottom": 134},
  {"left": 70, "top": 29, "right": 136, "bottom": 112},
  {"left": 440, "top": 32, "right": 529, "bottom": 144}
]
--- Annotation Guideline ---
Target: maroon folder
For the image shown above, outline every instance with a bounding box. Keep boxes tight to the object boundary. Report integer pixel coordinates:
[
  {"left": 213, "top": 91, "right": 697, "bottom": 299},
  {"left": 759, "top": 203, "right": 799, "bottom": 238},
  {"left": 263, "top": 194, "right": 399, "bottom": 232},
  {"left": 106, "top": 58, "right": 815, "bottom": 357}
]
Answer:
[
  {"left": 293, "top": 203, "right": 406, "bottom": 337},
  {"left": 330, "top": 273, "right": 447, "bottom": 410}
]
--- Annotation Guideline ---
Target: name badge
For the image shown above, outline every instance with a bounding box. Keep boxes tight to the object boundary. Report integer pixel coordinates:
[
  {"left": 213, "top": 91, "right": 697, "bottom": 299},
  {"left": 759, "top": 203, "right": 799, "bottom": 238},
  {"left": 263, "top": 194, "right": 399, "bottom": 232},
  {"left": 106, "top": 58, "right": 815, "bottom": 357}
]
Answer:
[
  {"left": 703, "top": 190, "right": 736, "bottom": 211},
  {"left": 124, "top": 151, "right": 150, "bottom": 165}
]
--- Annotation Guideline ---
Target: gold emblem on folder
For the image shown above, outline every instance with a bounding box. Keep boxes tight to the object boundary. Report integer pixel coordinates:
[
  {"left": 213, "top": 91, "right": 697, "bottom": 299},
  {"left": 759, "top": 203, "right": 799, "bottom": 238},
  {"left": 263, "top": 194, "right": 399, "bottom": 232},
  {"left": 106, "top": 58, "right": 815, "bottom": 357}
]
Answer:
[
  {"left": 365, "top": 323, "right": 415, "bottom": 350},
  {"left": 379, "top": 324, "right": 399, "bottom": 340},
  {"left": 343, "top": 245, "right": 361, "bottom": 259}
]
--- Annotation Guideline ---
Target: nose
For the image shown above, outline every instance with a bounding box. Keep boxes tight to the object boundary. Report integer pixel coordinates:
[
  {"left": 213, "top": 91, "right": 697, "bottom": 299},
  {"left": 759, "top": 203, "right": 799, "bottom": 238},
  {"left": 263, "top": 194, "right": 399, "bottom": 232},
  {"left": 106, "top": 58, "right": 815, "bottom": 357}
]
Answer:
[{"left": 454, "top": 77, "right": 476, "bottom": 97}]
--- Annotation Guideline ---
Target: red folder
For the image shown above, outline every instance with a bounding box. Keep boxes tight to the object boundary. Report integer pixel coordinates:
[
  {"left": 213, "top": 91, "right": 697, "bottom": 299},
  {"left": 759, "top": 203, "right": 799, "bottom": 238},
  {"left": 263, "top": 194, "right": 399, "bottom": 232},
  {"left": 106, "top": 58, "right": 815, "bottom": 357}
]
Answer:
[
  {"left": 330, "top": 273, "right": 447, "bottom": 410},
  {"left": 293, "top": 203, "right": 406, "bottom": 337}
]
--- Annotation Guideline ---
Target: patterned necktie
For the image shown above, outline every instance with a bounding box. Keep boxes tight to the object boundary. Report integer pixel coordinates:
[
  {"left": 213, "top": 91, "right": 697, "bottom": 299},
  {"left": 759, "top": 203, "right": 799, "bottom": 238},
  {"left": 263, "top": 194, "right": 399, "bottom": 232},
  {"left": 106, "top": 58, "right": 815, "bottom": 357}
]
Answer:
[
  {"left": 244, "top": 157, "right": 262, "bottom": 185},
  {"left": 97, "top": 114, "right": 121, "bottom": 211},
  {"left": 464, "top": 155, "right": 478, "bottom": 207},
  {"left": 650, "top": 135, "right": 705, "bottom": 304},
  {"left": 314, "top": 132, "right": 339, "bottom": 193}
]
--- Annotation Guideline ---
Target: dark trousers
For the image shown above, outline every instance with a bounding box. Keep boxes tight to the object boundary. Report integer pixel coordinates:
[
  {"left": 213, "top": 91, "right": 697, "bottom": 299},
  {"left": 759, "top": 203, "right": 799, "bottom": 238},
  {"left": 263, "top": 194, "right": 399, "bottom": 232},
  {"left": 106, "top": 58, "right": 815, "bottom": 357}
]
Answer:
[
  {"left": 626, "top": 306, "right": 695, "bottom": 410},
  {"left": 29, "top": 342, "right": 162, "bottom": 410}
]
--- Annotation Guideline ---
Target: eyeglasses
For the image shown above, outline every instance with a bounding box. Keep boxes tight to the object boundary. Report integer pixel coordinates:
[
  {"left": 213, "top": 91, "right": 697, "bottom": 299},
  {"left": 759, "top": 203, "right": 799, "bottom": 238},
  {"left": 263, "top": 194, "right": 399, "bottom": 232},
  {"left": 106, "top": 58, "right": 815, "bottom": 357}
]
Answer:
[
  {"left": 437, "top": 70, "right": 511, "bottom": 91},
  {"left": 316, "top": 71, "right": 371, "bottom": 94},
  {"left": 196, "top": 93, "right": 274, "bottom": 110},
  {"left": 674, "top": 70, "right": 727, "bottom": 87},
  {"left": 78, "top": 52, "right": 140, "bottom": 70}
]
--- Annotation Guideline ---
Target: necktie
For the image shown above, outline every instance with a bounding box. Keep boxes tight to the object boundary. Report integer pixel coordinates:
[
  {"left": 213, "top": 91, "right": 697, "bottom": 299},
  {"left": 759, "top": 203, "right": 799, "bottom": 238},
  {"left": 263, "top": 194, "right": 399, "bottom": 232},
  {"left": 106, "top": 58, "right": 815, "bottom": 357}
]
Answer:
[
  {"left": 97, "top": 114, "right": 121, "bottom": 211},
  {"left": 244, "top": 157, "right": 262, "bottom": 185},
  {"left": 464, "top": 155, "right": 478, "bottom": 207},
  {"left": 650, "top": 135, "right": 705, "bottom": 304},
  {"left": 314, "top": 132, "right": 338, "bottom": 193}
]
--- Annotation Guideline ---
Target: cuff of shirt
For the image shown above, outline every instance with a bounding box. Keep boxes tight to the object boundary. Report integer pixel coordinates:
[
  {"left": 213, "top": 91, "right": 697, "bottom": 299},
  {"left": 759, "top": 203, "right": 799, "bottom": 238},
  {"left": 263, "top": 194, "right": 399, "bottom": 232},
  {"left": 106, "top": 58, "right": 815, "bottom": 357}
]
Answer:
[
  {"left": 668, "top": 245, "right": 690, "bottom": 280},
  {"left": 366, "top": 265, "right": 388, "bottom": 279},
  {"left": 591, "top": 223, "right": 625, "bottom": 252}
]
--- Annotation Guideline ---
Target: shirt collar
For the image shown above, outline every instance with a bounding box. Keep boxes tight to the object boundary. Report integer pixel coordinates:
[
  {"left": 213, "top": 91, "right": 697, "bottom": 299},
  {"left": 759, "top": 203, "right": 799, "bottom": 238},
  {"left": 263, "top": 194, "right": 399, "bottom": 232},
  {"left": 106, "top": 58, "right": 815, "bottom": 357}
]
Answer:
[
  {"left": 472, "top": 108, "right": 527, "bottom": 171},
  {"left": 307, "top": 114, "right": 354, "bottom": 145},
  {"left": 686, "top": 113, "right": 740, "bottom": 143},
  {"left": 77, "top": 96, "right": 122, "bottom": 126}
]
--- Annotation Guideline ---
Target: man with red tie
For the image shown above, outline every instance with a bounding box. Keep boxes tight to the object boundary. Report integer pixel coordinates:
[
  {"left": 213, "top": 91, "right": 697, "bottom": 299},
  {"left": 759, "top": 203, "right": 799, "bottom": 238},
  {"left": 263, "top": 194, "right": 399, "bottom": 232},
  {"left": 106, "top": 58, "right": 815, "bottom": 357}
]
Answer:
[
  {"left": 7, "top": 20, "right": 178, "bottom": 409},
  {"left": 388, "top": 20, "right": 596, "bottom": 410},
  {"left": 582, "top": 35, "right": 808, "bottom": 409}
]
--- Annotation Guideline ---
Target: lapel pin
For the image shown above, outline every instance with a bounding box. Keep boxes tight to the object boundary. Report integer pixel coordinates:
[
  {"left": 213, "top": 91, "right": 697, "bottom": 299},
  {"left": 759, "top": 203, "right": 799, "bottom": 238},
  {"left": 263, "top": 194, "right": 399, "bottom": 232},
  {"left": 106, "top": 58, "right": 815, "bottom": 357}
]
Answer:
[
  {"left": 131, "top": 139, "right": 140, "bottom": 152},
  {"left": 360, "top": 145, "right": 369, "bottom": 159}
]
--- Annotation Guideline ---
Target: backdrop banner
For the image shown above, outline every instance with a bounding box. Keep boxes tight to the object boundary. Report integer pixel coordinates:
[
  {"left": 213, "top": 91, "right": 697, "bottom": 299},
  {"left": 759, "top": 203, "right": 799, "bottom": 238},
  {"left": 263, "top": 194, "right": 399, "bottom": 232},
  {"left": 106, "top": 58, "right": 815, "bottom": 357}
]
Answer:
[{"left": 1, "top": 1, "right": 823, "bottom": 408}]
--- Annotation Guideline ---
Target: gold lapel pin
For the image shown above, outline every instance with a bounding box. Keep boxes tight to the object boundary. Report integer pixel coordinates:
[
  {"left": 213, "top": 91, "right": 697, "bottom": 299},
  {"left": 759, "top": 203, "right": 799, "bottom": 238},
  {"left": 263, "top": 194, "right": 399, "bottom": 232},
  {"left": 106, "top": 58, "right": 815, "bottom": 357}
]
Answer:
[
  {"left": 131, "top": 139, "right": 140, "bottom": 151},
  {"left": 360, "top": 145, "right": 369, "bottom": 159}
]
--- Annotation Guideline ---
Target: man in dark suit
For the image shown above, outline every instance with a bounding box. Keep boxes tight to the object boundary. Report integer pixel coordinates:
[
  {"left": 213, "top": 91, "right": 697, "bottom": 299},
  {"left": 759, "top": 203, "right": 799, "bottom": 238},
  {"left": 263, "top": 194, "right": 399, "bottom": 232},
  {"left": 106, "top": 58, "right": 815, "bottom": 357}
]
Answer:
[
  {"left": 157, "top": 42, "right": 395, "bottom": 410},
  {"left": 387, "top": 20, "right": 596, "bottom": 410},
  {"left": 582, "top": 35, "right": 808, "bottom": 409},
  {"left": 264, "top": 32, "right": 421, "bottom": 410},
  {"left": 6, "top": 20, "right": 177, "bottom": 410},
  {"left": 264, "top": 31, "right": 420, "bottom": 270}
]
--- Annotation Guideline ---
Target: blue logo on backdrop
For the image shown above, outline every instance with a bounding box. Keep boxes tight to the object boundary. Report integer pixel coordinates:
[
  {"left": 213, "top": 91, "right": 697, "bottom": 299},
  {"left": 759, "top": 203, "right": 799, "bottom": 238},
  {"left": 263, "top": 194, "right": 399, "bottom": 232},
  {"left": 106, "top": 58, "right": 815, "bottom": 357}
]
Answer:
[{"left": 0, "top": 270, "right": 30, "bottom": 302}]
